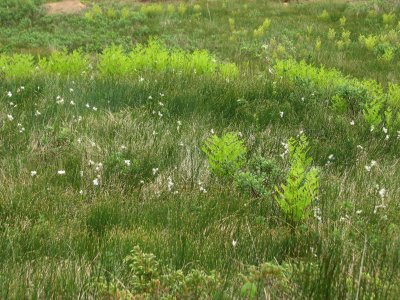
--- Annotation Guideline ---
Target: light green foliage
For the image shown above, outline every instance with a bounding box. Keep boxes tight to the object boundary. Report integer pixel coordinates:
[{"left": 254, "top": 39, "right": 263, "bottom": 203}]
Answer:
[
  {"left": 341, "top": 30, "right": 351, "bottom": 46},
  {"left": 98, "top": 45, "right": 130, "bottom": 77},
  {"left": 327, "top": 28, "right": 336, "bottom": 40},
  {"left": 39, "top": 50, "right": 88, "bottom": 77},
  {"left": 315, "top": 38, "right": 322, "bottom": 51},
  {"left": 339, "top": 16, "right": 346, "bottom": 26},
  {"left": 229, "top": 17, "right": 235, "bottom": 32},
  {"left": 167, "top": 4, "right": 175, "bottom": 14},
  {"left": 274, "top": 135, "right": 319, "bottom": 222},
  {"left": 254, "top": 18, "right": 271, "bottom": 37},
  {"left": 219, "top": 62, "right": 239, "bottom": 79},
  {"left": 378, "top": 46, "right": 395, "bottom": 62},
  {"left": 202, "top": 132, "right": 247, "bottom": 178},
  {"left": 384, "top": 108, "right": 400, "bottom": 131},
  {"left": 319, "top": 10, "right": 330, "bottom": 21},
  {"left": 363, "top": 98, "right": 383, "bottom": 127},
  {"left": 387, "top": 83, "right": 400, "bottom": 110},
  {"left": 364, "top": 35, "right": 378, "bottom": 50},
  {"left": 331, "top": 94, "right": 348, "bottom": 113},
  {"left": 382, "top": 12, "right": 396, "bottom": 25},
  {"left": 178, "top": 3, "right": 188, "bottom": 15},
  {"left": 190, "top": 50, "right": 217, "bottom": 75},
  {"left": 140, "top": 3, "right": 163, "bottom": 16},
  {"left": 0, "top": 54, "right": 34, "bottom": 79}
]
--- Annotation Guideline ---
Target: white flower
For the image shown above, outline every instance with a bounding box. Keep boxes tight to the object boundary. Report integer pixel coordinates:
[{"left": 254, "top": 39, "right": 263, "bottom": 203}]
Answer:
[
  {"left": 232, "top": 240, "right": 237, "bottom": 247},
  {"left": 356, "top": 145, "right": 363, "bottom": 150},
  {"left": 370, "top": 125, "right": 375, "bottom": 132},
  {"left": 7, "top": 91, "right": 12, "bottom": 97},
  {"left": 69, "top": 88, "right": 74, "bottom": 92},
  {"left": 158, "top": 111, "right": 163, "bottom": 117},
  {"left": 80, "top": 171, "right": 84, "bottom": 177},
  {"left": 279, "top": 111, "right": 284, "bottom": 118},
  {"left": 370, "top": 160, "right": 377, "bottom": 167},
  {"left": 177, "top": 120, "right": 182, "bottom": 126},
  {"left": 79, "top": 190, "right": 83, "bottom": 195},
  {"left": 31, "top": 171, "right": 37, "bottom": 177},
  {"left": 364, "top": 165, "right": 371, "bottom": 172},
  {"left": 210, "top": 128, "right": 215, "bottom": 134},
  {"left": 356, "top": 210, "right": 362, "bottom": 214},
  {"left": 385, "top": 135, "right": 390, "bottom": 140},
  {"left": 7, "top": 114, "right": 13, "bottom": 121},
  {"left": 139, "top": 77, "right": 144, "bottom": 82},
  {"left": 35, "top": 110, "right": 41, "bottom": 116},
  {"left": 167, "top": 176, "right": 174, "bottom": 191},
  {"left": 92, "top": 107, "right": 97, "bottom": 111},
  {"left": 328, "top": 154, "right": 335, "bottom": 160},
  {"left": 148, "top": 95, "right": 153, "bottom": 100},
  {"left": 70, "top": 100, "right": 75, "bottom": 106},
  {"left": 57, "top": 170, "right": 66, "bottom": 175},
  {"left": 350, "top": 120, "right": 355, "bottom": 126},
  {"left": 160, "top": 93, "right": 165, "bottom": 97},
  {"left": 159, "top": 101, "right": 164, "bottom": 106},
  {"left": 199, "top": 186, "right": 207, "bottom": 193},
  {"left": 378, "top": 188, "right": 386, "bottom": 199},
  {"left": 85, "top": 103, "right": 90, "bottom": 108},
  {"left": 383, "top": 127, "right": 388, "bottom": 134},
  {"left": 124, "top": 160, "right": 131, "bottom": 166},
  {"left": 93, "top": 178, "right": 99, "bottom": 186},
  {"left": 152, "top": 168, "right": 159, "bottom": 175}
]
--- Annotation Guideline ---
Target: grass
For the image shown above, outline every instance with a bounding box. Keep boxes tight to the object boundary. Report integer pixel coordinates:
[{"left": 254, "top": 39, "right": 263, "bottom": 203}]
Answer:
[{"left": 1, "top": 0, "right": 400, "bottom": 298}]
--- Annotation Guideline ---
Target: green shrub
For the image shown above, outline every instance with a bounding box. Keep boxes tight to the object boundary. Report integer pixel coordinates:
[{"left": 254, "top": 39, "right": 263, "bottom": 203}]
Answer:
[
  {"left": 39, "top": 50, "right": 88, "bottom": 77},
  {"left": 0, "top": 0, "right": 41, "bottom": 26},
  {"left": 235, "top": 156, "right": 282, "bottom": 197},
  {"left": 98, "top": 45, "right": 130, "bottom": 77},
  {"left": 274, "top": 135, "right": 319, "bottom": 223},
  {"left": 363, "top": 98, "right": 383, "bottom": 127},
  {"left": 202, "top": 132, "right": 247, "bottom": 179},
  {"left": 240, "top": 262, "right": 291, "bottom": 299},
  {"left": 0, "top": 54, "right": 34, "bottom": 79},
  {"left": 95, "top": 246, "right": 221, "bottom": 298}
]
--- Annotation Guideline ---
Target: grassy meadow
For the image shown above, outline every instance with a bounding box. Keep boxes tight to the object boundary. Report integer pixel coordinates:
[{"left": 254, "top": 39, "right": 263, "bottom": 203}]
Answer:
[{"left": 1, "top": 0, "right": 400, "bottom": 298}]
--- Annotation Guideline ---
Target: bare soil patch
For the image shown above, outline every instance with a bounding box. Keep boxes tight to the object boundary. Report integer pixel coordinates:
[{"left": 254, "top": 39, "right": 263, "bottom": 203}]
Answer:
[{"left": 43, "top": 0, "right": 86, "bottom": 15}]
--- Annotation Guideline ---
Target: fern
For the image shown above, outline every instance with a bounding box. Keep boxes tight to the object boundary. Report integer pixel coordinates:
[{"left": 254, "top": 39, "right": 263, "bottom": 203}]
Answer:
[
  {"left": 363, "top": 98, "right": 383, "bottom": 127},
  {"left": 274, "top": 135, "right": 319, "bottom": 223},
  {"left": 202, "top": 132, "right": 247, "bottom": 178}
]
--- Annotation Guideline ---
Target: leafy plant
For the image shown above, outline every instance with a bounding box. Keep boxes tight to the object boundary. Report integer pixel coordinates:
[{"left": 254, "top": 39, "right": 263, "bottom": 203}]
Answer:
[
  {"left": 202, "top": 132, "right": 247, "bottom": 178},
  {"left": 240, "top": 262, "right": 291, "bottom": 299},
  {"left": 274, "top": 135, "right": 319, "bottom": 223},
  {"left": 254, "top": 18, "right": 271, "bottom": 38},
  {"left": 95, "top": 246, "right": 221, "bottom": 298},
  {"left": 39, "top": 50, "right": 88, "bottom": 77},
  {"left": 363, "top": 98, "right": 383, "bottom": 127}
]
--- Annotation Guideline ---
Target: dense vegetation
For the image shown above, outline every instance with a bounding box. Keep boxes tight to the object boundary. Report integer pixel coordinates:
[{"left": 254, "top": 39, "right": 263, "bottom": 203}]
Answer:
[{"left": 1, "top": 0, "right": 400, "bottom": 298}]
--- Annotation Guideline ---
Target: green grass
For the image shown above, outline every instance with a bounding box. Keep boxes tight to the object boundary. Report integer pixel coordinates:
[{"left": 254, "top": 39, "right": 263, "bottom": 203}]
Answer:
[{"left": 1, "top": 0, "right": 400, "bottom": 298}]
